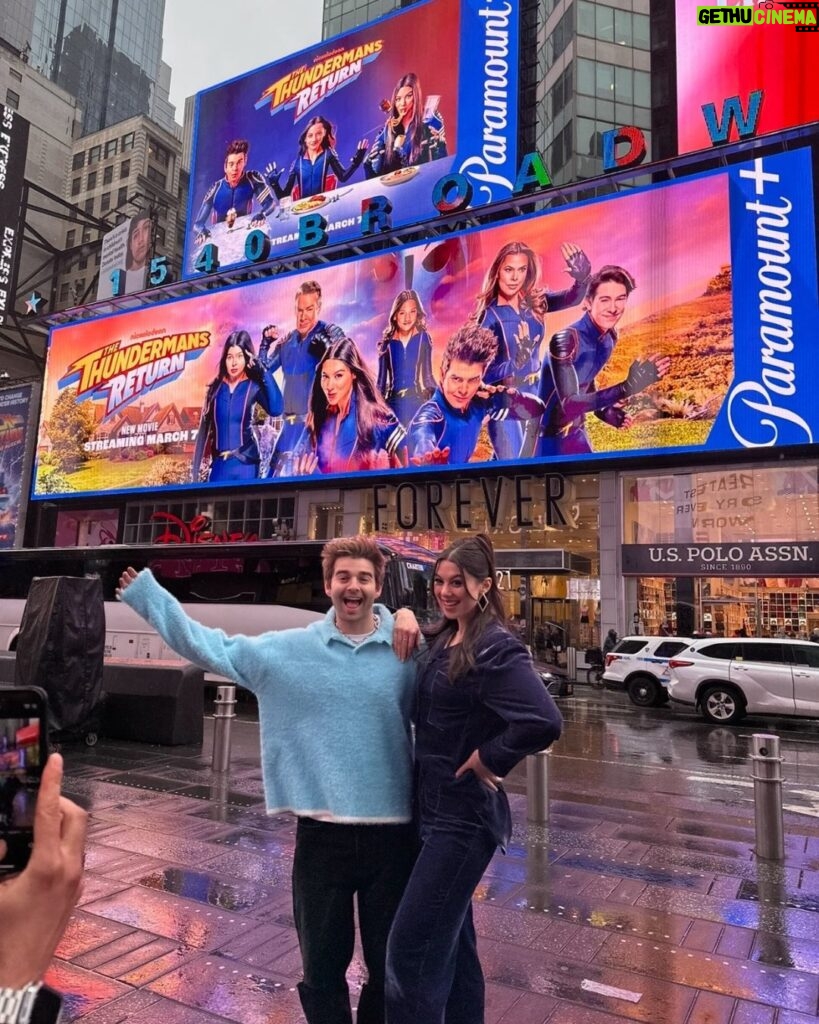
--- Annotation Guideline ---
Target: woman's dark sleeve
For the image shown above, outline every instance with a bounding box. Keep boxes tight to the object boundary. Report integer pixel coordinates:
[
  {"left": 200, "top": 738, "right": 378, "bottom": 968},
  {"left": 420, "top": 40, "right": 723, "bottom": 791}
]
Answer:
[
  {"left": 365, "top": 127, "right": 388, "bottom": 178},
  {"left": 416, "top": 331, "right": 435, "bottom": 394},
  {"left": 328, "top": 146, "right": 367, "bottom": 184},
  {"left": 377, "top": 344, "right": 392, "bottom": 399},
  {"left": 191, "top": 385, "right": 216, "bottom": 481},
  {"left": 253, "top": 366, "right": 283, "bottom": 417},
  {"left": 476, "top": 630, "right": 563, "bottom": 776},
  {"left": 271, "top": 159, "right": 298, "bottom": 199}
]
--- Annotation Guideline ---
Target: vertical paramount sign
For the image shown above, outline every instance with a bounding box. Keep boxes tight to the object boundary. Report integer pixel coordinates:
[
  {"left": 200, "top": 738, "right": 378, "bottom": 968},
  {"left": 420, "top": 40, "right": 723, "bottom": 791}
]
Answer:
[
  {"left": 457, "top": 0, "right": 519, "bottom": 203},
  {"left": 722, "top": 151, "right": 818, "bottom": 450}
]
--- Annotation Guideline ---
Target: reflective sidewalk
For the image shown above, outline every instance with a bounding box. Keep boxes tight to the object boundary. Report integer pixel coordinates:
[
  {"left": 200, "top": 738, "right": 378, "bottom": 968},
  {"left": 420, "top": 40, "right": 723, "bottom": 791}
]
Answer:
[{"left": 53, "top": 692, "right": 819, "bottom": 1024}]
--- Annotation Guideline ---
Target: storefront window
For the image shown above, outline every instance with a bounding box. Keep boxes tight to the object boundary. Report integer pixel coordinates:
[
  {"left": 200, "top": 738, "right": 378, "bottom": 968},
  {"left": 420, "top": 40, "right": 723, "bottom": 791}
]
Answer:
[
  {"left": 362, "top": 472, "right": 601, "bottom": 651},
  {"left": 624, "top": 466, "right": 819, "bottom": 638},
  {"left": 623, "top": 466, "right": 819, "bottom": 545}
]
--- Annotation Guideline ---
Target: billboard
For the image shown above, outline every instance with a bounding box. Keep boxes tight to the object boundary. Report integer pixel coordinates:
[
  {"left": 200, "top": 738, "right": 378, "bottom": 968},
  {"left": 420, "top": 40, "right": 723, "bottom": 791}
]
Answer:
[
  {"left": 676, "top": 0, "right": 819, "bottom": 155},
  {"left": 0, "top": 384, "right": 36, "bottom": 548},
  {"left": 96, "top": 215, "right": 149, "bottom": 300},
  {"left": 0, "top": 105, "right": 30, "bottom": 328},
  {"left": 183, "top": 0, "right": 520, "bottom": 276},
  {"left": 31, "top": 147, "right": 818, "bottom": 500}
]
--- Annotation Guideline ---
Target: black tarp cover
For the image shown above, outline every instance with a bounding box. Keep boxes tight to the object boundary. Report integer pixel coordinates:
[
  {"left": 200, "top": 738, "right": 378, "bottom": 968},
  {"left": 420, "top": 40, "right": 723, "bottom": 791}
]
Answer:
[{"left": 14, "top": 576, "right": 105, "bottom": 730}]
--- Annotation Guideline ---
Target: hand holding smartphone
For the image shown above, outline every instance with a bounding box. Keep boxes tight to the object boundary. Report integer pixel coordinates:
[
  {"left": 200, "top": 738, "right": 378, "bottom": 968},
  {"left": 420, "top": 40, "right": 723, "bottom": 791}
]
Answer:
[{"left": 0, "top": 686, "right": 49, "bottom": 875}]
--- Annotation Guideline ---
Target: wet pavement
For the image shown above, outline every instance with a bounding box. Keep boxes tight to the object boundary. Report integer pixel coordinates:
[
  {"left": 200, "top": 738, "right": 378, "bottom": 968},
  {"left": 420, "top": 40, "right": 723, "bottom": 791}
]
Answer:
[{"left": 49, "top": 688, "right": 819, "bottom": 1023}]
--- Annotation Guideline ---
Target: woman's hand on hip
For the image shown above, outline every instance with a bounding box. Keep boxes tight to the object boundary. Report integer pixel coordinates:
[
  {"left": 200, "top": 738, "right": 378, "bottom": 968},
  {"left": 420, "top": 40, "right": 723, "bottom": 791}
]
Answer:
[{"left": 455, "top": 750, "right": 503, "bottom": 792}]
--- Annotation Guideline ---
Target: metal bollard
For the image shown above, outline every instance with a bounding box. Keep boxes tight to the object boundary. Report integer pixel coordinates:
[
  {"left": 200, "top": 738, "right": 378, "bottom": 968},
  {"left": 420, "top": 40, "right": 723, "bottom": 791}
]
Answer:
[
  {"left": 212, "top": 684, "right": 236, "bottom": 773},
  {"left": 526, "top": 749, "right": 551, "bottom": 824},
  {"left": 750, "top": 733, "right": 785, "bottom": 861}
]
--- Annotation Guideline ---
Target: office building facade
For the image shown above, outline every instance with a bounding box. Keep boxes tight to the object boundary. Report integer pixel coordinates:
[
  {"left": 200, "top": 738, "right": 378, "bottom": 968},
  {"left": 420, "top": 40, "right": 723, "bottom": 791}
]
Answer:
[{"left": 0, "top": 0, "right": 176, "bottom": 136}]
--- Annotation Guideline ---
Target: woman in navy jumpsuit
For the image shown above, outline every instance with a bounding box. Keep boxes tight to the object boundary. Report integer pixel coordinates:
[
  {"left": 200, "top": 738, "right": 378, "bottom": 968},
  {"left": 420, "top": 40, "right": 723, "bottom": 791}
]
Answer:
[
  {"left": 192, "top": 330, "right": 282, "bottom": 482},
  {"left": 385, "top": 534, "right": 563, "bottom": 1023}
]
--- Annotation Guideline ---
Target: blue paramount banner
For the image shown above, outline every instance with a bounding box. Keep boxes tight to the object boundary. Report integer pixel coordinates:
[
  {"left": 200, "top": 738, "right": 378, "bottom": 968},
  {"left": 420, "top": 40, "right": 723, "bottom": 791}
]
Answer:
[
  {"left": 183, "top": 0, "right": 520, "bottom": 278},
  {"left": 709, "top": 149, "right": 819, "bottom": 453}
]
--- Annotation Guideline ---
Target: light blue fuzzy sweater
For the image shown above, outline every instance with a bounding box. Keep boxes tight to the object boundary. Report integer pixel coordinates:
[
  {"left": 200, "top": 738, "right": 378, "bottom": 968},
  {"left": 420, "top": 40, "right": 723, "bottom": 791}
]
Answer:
[{"left": 119, "top": 570, "right": 416, "bottom": 823}]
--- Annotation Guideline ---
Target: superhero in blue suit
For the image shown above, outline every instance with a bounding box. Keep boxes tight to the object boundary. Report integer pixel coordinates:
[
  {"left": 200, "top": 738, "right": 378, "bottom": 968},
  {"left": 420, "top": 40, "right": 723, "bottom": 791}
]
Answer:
[
  {"left": 378, "top": 331, "right": 435, "bottom": 427},
  {"left": 409, "top": 386, "right": 544, "bottom": 467},
  {"left": 295, "top": 392, "right": 407, "bottom": 475},
  {"left": 193, "top": 140, "right": 277, "bottom": 243},
  {"left": 269, "top": 116, "right": 368, "bottom": 200},
  {"left": 474, "top": 242, "right": 591, "bottom": 461},
  {"left": 364, "top": 74, "right": 446, "bottom": 178},
  {"left": 535, "top": 266, "right": 670, "bottom": 457},
  {"left": 258, "top": 282, "right": 345, "bottom": 476},
  {"left": 407, "top": 322, "right": 544, "bottom": 468},
  {"left": 192, "top": 332, "right": 283, "bottom": 482}
]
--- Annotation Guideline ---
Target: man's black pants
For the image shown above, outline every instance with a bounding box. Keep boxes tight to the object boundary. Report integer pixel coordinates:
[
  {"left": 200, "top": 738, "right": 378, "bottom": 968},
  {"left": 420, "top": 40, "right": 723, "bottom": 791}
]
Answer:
[{"left": 293, "top": 817, "right": 417, "bottom": 1024}]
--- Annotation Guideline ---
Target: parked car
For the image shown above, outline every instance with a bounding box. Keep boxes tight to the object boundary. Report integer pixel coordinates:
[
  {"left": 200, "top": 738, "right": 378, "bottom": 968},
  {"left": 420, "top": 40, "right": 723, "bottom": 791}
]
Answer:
[
  {"left": 603, "top": 635, "right": 694, "bottom": 707},
  {"left": 666, "top": 637, "right": 819, "bottom": 724}
]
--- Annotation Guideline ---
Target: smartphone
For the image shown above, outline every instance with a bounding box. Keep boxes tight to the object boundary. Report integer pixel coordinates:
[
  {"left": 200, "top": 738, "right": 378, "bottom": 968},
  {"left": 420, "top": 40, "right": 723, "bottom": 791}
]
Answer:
[{"left": 0, "top": 686, "right": 49, "bottom": 874}]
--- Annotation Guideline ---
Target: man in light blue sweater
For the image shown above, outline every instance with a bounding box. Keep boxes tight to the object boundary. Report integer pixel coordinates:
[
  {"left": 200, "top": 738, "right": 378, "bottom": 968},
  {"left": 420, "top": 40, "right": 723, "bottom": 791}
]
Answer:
[{"left": 117, "top": 535, "right": 419, "bottom": 1024}]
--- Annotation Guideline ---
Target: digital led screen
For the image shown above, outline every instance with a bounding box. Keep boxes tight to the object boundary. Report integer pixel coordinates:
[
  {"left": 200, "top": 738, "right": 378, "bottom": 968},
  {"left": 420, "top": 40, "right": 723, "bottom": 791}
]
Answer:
[
  {"left": 676, "top": 0, "right": 819, "bottom": 155},
  {"left": 32, "top": 147, "right": 817, "bottom": 500},
  {"left": 0, "top": 384, "right": 35, "bottom": 548},
  {"left": 183, "top": 0, "right": 520, "bottom": 276}
]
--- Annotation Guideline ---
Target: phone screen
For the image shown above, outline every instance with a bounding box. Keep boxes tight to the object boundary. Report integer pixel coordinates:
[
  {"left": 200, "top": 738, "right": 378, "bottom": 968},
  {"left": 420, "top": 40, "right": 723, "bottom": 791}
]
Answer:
[{"left": 0, "top": 688, "right": 48, "bottom": 873}]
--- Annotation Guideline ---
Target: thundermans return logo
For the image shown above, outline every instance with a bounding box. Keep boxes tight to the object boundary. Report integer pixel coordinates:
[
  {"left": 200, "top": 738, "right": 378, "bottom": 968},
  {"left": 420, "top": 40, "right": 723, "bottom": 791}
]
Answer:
[{"left": 255, "top": 39, "right": 384, "bottom": 122}]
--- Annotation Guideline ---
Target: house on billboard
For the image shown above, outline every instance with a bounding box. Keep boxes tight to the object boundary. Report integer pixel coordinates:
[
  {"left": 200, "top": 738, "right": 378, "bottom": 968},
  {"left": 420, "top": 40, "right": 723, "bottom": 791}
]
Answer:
[{"left": 84, "top": 401, "right": 201, "bottom": 459}]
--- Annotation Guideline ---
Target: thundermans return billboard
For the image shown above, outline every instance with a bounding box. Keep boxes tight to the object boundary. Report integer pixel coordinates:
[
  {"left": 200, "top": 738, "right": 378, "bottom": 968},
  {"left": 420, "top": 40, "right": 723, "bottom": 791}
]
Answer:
[
  {"left": 32, "top": 148, "right": 817, "bottom": 500},
  {"left": 183, "top": 0, "right": 520, "bottom": 277}
]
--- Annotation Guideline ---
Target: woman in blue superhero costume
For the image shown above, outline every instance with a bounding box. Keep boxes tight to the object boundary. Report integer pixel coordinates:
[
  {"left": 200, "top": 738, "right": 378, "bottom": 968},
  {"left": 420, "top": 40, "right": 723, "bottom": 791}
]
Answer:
[
  {"left": 384, "top": 533, "right": 562, "bottom": 1023},
  {"left": 268, "top": 116, "right": 369, "bottom": 201},
  {"left": 377, "top": 289, "right": 435, "bottom": 427},
  {"left": 472, "top": 240, "right": 591, "bottom": 461},
  {"left": 364, "top": 72, "right": 446, "bottom": 178},
  {"left": 290, "top": 337, "right": 407, "bottom": 476},
  {"left": 191, "top": 330, "right": 283, "bottom": 483}
]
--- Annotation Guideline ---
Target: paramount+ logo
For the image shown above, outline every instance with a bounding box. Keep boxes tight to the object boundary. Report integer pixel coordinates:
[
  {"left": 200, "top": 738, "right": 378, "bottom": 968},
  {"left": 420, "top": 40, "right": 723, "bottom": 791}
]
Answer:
[{"left": 697, "top": 0, "right": 818, "bottom": 28}]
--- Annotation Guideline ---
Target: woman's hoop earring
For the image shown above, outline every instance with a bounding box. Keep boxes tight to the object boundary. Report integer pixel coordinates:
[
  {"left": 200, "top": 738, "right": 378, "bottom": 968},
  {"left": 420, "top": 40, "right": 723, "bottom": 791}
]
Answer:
[{"left": 477, "top": 592, "right": 489, "bottom": 612}]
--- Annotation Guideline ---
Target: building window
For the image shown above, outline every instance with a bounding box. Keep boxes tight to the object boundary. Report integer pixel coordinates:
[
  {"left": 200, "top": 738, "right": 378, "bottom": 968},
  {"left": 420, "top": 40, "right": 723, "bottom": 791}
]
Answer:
[
  {"left": 146, "top": 166, "right": 166, "bottom": 188},
  {"left": 154, "top": 224, "right": 166, "bottom": 247},
  {"left": 548, "top": 6, "right": 574, "bottom": 63},
  {"left": 9, "top": 69, "right": 23, "bottom": 83},
  {"left": 105, "top": 138, "right": 119, "bottom": 158},
  {"left": 120, "top": 159, "right": 130, "bottom": 178},
  {"left": 103, "top": 165, "right": 114, "bottom": 185},
  {"left": 148, "top": 138, "right": 170, "bottom": 167},
  {"left": 117, "top": 186, "right": 128, "bottom": 206},
  {"left": 88, "top": 145, "right": 101, "bottom": 164},
  {"left": 5, "top": 89, "right": 20, "bottom": 111},
  {"left": 121, "top": 132, "right": 135, "bottom": 152},
  {"left": 550, "top": 64, "right": 573, "bottom": 121},
  {"left": 59, "top": 282, "right": 70, "bottom": 303},
  {"left": 72, "top": 152, "right": 85, "bottom": 170},
  {"left": 87, "top": 170, "right": 97, "bottom": 190},
  {"left": 78, "top": 256, "right": 88, "bottom": 270},
  {"left": 100, "top": 192, "right": 111, "bottom": 212},
  {"left": 71, "top": 177, "right": 81, "bottom": 196},
  {"left": 84, "top": 197, "right": 94, "bottom": 214},
  {"left": 548, "top": 120, "right": 573, "bottom": 175},
  {"left": 65, "top": 229, "right": 76, "bottom": 248}
]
